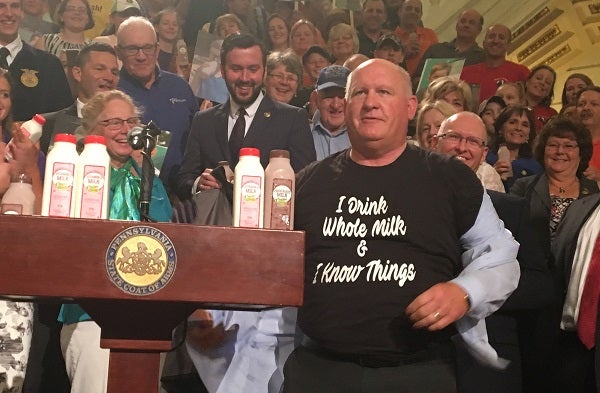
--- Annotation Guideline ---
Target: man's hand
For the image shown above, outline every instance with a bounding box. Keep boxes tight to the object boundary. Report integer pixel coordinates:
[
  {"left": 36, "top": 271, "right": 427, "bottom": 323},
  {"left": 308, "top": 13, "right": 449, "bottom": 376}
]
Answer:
[
  {"left": 406, "top": 282, "right": 469, "bottom": 331},
  {"left": 186, "top": 309, "right": 236, "bottom": 351},
  {"left": 197, "top": 168, "right": 222, "bottom": 191},
  {"left": 493, "top": 160, "right": 512, "bottom": 180},
  {"left": 199, "top": 99, "right": 214, "bottom": 111}
]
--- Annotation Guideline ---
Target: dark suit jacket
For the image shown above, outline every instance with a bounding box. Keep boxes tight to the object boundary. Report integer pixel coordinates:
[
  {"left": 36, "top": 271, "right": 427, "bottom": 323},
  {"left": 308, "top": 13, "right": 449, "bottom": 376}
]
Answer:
[
  {"left": 176, "top": 94, "right": 316, "bottom": 200},
  {"left": 551, "top": 193, "right": 600, "bottom": 392},
  {"left": 511, "top": 173, "right": 599, "bottom": 257},
  {"left": 10, "top": 42, "right": 73, "bottom": 121},
  {"left": 39, "top": 103, "right": 80, "bottom": 154},
  {"left": 457, "top": 191, "right": 553, "bottom": 393}
]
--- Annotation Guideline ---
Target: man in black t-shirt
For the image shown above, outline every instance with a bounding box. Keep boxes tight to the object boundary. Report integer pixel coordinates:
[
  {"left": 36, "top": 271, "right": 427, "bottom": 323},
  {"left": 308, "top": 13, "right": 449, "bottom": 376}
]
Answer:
[{"left": 283, "top": 59, "right": 520, "bottom": 392}]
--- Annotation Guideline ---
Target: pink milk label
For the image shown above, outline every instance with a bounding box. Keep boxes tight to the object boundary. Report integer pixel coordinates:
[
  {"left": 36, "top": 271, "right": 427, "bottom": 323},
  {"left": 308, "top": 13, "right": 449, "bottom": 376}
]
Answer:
[
  {"left": 79, "top": 165, "right": 106, "bottom": 219},
  {"left": 238, "top": 175, "right": 262, "bottom": 228},
  {"left": 49, "top": 162, "right": 75, "bottom": 217}
]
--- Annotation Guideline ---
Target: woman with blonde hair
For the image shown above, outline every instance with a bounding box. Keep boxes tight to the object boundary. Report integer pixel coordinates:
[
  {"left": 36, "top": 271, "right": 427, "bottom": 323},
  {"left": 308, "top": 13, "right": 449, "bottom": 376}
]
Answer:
[
  {"left": 422, "top": 76, "right": 473, "bottom": 112},
  {"left": 289, "top": 19, "right": 324, "bottom": 58},
  {"left": 327, "top": 23, "right": 358, "bottom": 66},
  {"left": 60, "top": 90, "right": 171, "bottom": 392},
  {"left": 415, "top": 99, "right": 456, "bottom": 149},
  {"left": 214, "top": 13, "right": 245, "bottom": 38}
]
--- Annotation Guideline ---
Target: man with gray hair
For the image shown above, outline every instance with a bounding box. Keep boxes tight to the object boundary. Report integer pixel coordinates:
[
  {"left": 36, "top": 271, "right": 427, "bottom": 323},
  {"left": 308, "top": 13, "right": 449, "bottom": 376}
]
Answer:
[
  {"left": 116, "top": 16, "right": 197, "bottom": 193},
  {"left": 310, "top": 65, "right": 351, "bottom": 160}
]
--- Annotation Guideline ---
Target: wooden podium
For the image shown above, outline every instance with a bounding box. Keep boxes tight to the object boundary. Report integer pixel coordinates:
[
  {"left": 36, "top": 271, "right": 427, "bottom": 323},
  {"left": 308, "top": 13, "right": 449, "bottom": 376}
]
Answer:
[{"left": 0, "top": 215, "right": 305, "bottom": 393}]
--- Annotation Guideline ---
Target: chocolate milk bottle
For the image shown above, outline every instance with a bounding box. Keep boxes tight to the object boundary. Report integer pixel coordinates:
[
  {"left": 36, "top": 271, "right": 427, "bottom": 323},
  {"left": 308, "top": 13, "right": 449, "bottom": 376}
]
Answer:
[{"left": 264, "top": 150, "right": 294, "bottom": 230}]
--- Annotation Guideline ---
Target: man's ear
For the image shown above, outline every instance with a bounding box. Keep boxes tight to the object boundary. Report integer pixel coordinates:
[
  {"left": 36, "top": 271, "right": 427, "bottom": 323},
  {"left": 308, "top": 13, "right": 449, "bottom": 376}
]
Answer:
[
  {"left": 72, "top": 66, "right": 82, "bottom": 84},
  {"left": 480, "top": 147, "right": 489, "bottom": 165},
  {"left": 114, "top": 45, "right": 124, "bottom": 62}
]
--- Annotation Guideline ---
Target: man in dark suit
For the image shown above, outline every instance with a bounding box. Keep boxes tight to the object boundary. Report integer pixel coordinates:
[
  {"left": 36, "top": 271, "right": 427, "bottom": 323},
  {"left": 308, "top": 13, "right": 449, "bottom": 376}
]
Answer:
[
  {"left": 176, "top": 33, "right": 316, "bottom": 200},
  {"left": 551, "top": 193, "right": 600, "bottom": 392},
  {"left": 434, "top": 112, "right": 553, "bottom": 393},
  {"left": 0, "top": 0, "right": 73, "bottom": 122},
  {"left": 176, "top": 33, "right": 314, "bottom": 393},
  {"left": 40, "top": 42, "right": 119, "bottom": 154}
]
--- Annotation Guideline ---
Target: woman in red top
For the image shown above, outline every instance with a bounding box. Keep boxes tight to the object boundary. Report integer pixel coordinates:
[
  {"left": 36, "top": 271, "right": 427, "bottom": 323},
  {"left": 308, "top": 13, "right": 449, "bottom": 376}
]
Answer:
[{"left": 524, "top": 65, "right": 558, "bottom": 134}]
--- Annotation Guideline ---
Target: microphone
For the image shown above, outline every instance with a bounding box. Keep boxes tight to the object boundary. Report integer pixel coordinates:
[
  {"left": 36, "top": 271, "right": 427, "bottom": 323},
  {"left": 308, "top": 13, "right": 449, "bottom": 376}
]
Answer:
[
  {"left": 127, "top": 121, "right": 162, "bottom": 150},
  {"left": 127, "top": 121, "right": 163, "bottom": 222},
  {"left": 127, "top": 125, "right": 145, "bottom": 139},
  {"left": 127, "top": 125, "right": 146, "bottom": 149}
]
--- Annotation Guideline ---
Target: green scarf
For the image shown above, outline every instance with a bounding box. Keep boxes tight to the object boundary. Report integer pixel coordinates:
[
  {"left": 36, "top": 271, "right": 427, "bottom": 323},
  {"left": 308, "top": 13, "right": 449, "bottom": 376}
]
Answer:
[{"left": 109, "top": 158, "right": 141, "bottom": 221}]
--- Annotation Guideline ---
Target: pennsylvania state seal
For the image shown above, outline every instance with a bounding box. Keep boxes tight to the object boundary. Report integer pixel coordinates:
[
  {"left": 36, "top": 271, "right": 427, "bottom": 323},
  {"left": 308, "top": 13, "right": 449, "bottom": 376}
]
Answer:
[{"left": 106, "top": 226, "right": 177, "bottom": 296}]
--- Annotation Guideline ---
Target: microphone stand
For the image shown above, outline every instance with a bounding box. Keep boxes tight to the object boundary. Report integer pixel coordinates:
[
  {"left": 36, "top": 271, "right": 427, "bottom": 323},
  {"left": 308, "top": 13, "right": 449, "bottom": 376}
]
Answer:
[{"left": 135, "top": 122, "right": 162, "bottom": 222}]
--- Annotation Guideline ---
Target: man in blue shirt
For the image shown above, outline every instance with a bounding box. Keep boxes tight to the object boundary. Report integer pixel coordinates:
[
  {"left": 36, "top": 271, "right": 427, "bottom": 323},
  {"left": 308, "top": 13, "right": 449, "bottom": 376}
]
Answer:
[
  {"left": 116, "top": 16, "right": 197, "bottom": 193},
  {"left": 311, "top": 65, "right": 350, "bottom": 160}
]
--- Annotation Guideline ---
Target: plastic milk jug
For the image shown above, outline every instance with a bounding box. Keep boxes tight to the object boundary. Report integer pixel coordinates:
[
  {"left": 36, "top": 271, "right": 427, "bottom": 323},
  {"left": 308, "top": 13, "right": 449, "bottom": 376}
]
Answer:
[
  {"left": 233, "top": 147, "right": 264, "bottom": 228},
  {"left": 264, "top": 150, "right": 294, "bottom": 230},
  {"left": 41, "top": 133, "right": 78, "bottom": 217},
  {"left": 74, "top": 135, "right": 110, "bottom": 219}
]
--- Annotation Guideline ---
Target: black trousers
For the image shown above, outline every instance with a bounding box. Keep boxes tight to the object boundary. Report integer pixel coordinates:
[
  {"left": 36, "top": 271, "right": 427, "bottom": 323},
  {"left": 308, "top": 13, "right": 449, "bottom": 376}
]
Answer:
[
  {"left": 551, "top": 331, "right": 596, "bottom": 393},
  {"left": 282, "top": 344, "right": 456, "bottom": 393}
]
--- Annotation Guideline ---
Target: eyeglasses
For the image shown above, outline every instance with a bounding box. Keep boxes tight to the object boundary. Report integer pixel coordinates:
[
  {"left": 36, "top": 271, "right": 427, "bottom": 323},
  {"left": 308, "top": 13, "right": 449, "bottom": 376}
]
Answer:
[
  {"left": 118, "top": 44, "right": 157, "bottom": 57},
  {"left": 437, "top": 132, "right": 486, "bottom": 148},
  {"left": 98, "top": 117, "right": 141, "bottom": 130},
  {"left": 268, "top": 73, "right": 298, "bottom": 84},
  {"left": 64, "top": 6, "right": 87, "bottom": 13},
  {"left": 545, "top": 142, "right": 578, "bottom": 151}
]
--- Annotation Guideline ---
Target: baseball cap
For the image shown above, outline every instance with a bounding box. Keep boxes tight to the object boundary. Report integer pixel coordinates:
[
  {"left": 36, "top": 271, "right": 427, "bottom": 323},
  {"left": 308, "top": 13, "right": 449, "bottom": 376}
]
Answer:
[
  {"left": 375, "top": 34, "right": 403, "bottom": 51},
  {"left": 111, "top": 0, "right": 141, "bottom": 14},
  {"left": 478, "top": 95, "right": 507, "bottom": 115},
  {"left": 302, "top": 45, "right": 332, "bottom": 65},
  {"left": 316, "top": 65, "right": 351, "bottom": 91}
]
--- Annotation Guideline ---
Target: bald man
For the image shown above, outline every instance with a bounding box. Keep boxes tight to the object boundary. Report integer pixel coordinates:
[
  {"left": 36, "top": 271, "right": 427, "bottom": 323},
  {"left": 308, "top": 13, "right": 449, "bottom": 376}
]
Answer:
[
  {"left": 460, "top": 24, "right": 529, "bottom": 103},
  {"left": 434, "top": 112, "right": 552, "bottom": 393}
]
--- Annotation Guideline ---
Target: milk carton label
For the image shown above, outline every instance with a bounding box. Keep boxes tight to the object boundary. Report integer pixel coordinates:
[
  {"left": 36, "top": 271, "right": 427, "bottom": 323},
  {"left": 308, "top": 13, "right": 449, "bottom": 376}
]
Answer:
[
  {"left": 79, "top": 165, "right": 106, "bottom": 219},
  {"left": 269, "top": 179, "right": 292, "bottom": 230},
  {"left": 239, "top": 175, "right": 262, "bottom": 228},
  {"left": 49, "top": 163, "right": 75, "bottom": 216}
]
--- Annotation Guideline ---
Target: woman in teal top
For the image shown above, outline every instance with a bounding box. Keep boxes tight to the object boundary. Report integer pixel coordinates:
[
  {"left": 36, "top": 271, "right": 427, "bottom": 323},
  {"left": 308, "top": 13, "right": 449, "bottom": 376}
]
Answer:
[{"left": 59, "top": 90, "right": 172, "bottom": 393}]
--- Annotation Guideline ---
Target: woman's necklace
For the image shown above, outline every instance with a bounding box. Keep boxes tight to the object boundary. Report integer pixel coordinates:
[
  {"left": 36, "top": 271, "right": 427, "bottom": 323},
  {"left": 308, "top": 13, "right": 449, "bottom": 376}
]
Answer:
[{"left": 549, "top": 177, "right": 579, "bottom": 195}]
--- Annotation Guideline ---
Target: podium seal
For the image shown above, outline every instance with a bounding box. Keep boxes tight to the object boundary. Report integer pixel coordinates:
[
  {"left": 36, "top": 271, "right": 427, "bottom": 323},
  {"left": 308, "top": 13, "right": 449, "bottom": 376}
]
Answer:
[{"left": 106, "top": 226, "right": 177, "bottom": 296}]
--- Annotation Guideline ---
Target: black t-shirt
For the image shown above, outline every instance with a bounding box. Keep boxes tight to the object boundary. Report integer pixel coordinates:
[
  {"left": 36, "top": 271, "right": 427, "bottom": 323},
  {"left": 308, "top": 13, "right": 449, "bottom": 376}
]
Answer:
[{"left": 295, "top": 145, "right": 483, "bottom": 355}]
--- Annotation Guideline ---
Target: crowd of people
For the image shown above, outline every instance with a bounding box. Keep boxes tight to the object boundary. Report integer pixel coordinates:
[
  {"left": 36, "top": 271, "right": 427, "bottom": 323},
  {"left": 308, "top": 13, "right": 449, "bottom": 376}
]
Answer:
[{"left": 1, "top": 0, "right": 600, "bottom": 393}]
